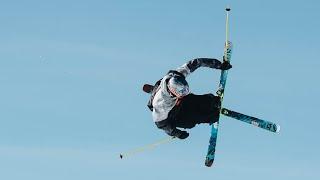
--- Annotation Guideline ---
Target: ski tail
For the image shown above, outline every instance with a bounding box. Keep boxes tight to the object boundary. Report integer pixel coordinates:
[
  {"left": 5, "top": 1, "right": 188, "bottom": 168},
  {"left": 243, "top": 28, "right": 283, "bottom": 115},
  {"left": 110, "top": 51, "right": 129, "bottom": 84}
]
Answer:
[
  {"left": 205, "top": 121, "right": 219, "bottom": 167},
  {"left": 221, "top": 108, "right": 280, "bottom": 133}
]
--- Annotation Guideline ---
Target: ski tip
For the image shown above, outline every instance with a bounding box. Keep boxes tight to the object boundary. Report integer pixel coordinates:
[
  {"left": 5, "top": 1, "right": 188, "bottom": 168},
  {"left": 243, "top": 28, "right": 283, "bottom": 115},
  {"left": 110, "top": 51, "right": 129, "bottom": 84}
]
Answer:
[{"left": 275, "top": 124, "right": 281, "bottom": 133}]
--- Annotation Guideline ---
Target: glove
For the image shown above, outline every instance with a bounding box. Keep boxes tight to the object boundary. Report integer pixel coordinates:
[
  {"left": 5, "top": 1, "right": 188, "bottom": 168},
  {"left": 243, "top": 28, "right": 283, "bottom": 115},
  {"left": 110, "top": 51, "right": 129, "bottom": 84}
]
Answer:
[
  {"left": 175, "top": 130, "right": 189, "bottom": 139},
  {"left": 220, "top": 60, "right": 232, "bottom": 70}
]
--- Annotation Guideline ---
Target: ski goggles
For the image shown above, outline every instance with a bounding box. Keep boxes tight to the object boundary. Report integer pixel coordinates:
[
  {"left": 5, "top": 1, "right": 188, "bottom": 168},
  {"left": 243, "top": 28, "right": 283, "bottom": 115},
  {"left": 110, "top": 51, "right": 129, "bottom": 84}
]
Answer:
[{"left": 169, "top": 85, "right": 190, "bottom": 98}]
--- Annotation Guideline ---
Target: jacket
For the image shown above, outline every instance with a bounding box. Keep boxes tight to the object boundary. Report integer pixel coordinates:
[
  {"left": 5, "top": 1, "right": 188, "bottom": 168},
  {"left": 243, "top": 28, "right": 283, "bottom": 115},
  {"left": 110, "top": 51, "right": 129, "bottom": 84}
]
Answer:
[{"left": 150, "top": 58, "right": 222, "bottom": 136}]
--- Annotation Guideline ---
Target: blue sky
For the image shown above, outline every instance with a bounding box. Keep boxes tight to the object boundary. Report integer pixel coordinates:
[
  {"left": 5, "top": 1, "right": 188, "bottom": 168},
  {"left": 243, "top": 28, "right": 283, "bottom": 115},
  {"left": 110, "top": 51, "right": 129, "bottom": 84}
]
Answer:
[{"left": 0, "top": 0, "right": 319, "bottom": 179}]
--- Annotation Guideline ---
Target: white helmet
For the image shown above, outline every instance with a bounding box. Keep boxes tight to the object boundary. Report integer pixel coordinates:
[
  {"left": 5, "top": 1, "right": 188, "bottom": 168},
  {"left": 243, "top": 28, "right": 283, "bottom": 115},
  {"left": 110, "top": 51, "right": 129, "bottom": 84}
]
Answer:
[{"left": 167, "top": 75, "right": 190, "bottom": 98}]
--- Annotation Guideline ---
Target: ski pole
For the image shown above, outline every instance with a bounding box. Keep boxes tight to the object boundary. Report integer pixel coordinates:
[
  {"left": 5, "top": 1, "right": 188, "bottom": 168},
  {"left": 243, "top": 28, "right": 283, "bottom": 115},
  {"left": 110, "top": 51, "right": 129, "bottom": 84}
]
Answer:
[
  {"left": 119, "top": 136, "right": 175, "bottom": 159},
  {"left": 225, "top": 6, "right": 231, "bottom": 45}
]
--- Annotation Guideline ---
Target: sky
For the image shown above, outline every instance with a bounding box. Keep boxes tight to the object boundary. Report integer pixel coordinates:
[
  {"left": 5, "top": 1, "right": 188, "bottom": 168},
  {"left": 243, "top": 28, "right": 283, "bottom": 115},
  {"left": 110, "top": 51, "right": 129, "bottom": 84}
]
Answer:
[{"left": 0, "top": 0, "right": 319, "bottom": 179}]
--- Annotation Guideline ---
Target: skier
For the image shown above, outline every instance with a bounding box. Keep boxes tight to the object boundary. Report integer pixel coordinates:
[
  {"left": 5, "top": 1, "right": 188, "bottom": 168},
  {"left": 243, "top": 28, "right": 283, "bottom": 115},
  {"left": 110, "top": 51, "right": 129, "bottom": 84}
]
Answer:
[{"left": 144, "top": 58, "right": 232, "bottom": 139}]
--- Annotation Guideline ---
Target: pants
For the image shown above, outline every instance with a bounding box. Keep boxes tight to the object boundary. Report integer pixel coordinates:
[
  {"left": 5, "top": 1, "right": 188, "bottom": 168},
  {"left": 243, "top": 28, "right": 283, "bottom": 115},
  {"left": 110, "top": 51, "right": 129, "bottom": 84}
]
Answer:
[{"left": 170, "top": 93, "right": 221, "bottom": 129}]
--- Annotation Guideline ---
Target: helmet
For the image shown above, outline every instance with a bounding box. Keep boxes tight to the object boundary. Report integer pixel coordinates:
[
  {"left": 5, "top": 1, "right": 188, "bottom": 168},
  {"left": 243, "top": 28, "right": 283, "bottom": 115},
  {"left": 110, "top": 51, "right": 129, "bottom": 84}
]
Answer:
[{"left": 167, "top": 75, "right": 190, "bottom": 98}]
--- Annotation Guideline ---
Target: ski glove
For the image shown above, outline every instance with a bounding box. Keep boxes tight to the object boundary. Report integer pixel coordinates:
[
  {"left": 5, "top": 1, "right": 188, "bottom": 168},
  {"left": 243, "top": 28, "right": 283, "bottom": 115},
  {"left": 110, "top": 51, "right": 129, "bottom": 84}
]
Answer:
[
  {"left": 219, "top": 60, "right": 232, "bottom": 70},
  {"left": 174, "top": 130, "right": 189, "bottom": 139},
  {"left": 155, "top": 120, "right": 189, "bottom": 139}
]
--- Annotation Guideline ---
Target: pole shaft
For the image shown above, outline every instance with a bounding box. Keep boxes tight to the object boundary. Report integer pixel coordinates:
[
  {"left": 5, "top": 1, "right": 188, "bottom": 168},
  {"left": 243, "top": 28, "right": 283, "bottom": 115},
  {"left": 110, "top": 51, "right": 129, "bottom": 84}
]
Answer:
[{"left": 120, "top": 136, "right": 175, "bottom": 159}]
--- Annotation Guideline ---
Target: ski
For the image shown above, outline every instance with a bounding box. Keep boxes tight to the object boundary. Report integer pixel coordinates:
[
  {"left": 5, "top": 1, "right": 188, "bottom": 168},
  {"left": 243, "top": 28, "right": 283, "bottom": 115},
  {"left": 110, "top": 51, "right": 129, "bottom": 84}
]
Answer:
[
  {"left": 221, "top": 108, "right": 280, "bottom": 133},
  {"left": 205, "top": 7, "right": 232, "bottom": 167},
  {"left": 205, "top": 41, "right": 232, "bottom": 167}
]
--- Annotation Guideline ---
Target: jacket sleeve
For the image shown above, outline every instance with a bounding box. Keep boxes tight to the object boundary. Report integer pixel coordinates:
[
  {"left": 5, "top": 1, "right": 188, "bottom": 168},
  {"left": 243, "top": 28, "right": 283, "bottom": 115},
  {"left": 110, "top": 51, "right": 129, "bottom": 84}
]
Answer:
[{"left": 176, "top": 58, "right": 222, "bottom": 77}]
